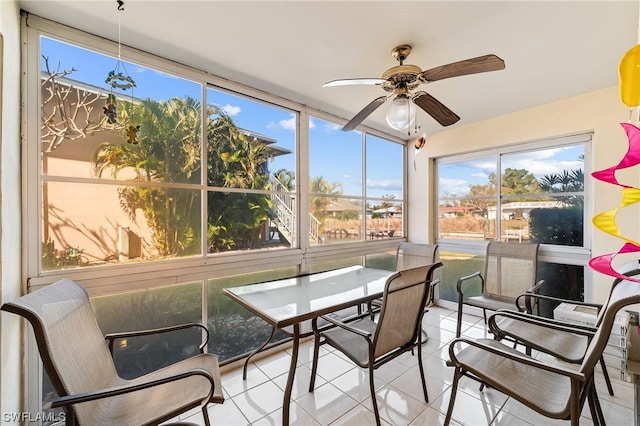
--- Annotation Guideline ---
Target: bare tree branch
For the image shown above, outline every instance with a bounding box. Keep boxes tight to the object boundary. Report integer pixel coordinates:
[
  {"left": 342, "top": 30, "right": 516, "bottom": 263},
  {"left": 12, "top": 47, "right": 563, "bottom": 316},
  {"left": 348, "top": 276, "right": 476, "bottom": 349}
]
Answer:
[{"left": 41, "top": 55, "right": 119, "bottom": 153}]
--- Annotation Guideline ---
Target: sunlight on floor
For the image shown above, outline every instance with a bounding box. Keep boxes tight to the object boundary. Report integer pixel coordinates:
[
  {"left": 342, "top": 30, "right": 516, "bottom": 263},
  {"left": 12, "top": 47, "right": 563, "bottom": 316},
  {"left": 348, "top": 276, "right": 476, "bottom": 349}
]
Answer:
[{"left": 167, "top": 306, "right": 635, "bottom": 425}]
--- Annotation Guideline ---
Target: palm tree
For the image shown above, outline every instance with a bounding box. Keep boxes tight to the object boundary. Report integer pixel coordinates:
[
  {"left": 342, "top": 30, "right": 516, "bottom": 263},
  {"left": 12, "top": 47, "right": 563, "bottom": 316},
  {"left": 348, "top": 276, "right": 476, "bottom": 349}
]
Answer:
[
  {"left": 273, "top": 168, "right": 295, "bottom": 191},
  {"left": 206, "top": 107, "right": 273, "bottom": 252},
  {"left": 92, "top": 97, "right": 202, "bottom": 257},
  {"left": 539, "top": 169, "right": 584, "bottom": 207},
  {"left": 309, "top": 176, "right": 343, "bottom": 229}
]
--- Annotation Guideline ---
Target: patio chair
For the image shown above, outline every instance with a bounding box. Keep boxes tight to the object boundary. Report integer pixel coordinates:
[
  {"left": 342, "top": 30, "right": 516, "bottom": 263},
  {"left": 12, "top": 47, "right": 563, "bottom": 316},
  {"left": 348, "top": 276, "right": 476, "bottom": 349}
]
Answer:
[
  {"left": 444, "top": 276, "right": 640, "bottom": 426},
  {"left": 309, "top": 262, "right": 443, "bottom": 426},
  {"left": 455, "top": 241, "right": 544, "bottom": 337},
  {"left": 487, "top": 262, "right": 640, "bottom": 397},
  {"left": 368, "top": 242, "right": 439, "bottom": 318},
  {"left": 1, "top": 278, "right": 224, "bottom": 426}
]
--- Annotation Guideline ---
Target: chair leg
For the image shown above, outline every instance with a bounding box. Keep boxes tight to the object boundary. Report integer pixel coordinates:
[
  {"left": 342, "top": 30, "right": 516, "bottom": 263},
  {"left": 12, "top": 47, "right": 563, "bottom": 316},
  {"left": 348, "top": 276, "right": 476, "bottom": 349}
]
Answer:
[
  {"left": 482, "top": 308, "right": 487, "bottom": 325},
  {"left": 202, "top": 404, "right": 211, "bottom": 426},
  {"left": 369, "top": 366, "right": 381, "bottom": 426},
  {"left": 417, "top": 342, "right": 429, "bottom": 402},
  {"left": 599, "top": 357, "right": 615, "bottom": 396},
  {"left": 456, "top": 300, "right": 463, "bottom": 338},
  {"left": 587, "top": 389, "right": 600, "bottom": 426},
  {"left": 309, "top": 325, "right": 321, "bottom": 392},
  {"left": 590, "top": 378, "right": 605, "bottom": 425},
  {"left": 444, "top": 368, "right": 462, "bottom": 425}
]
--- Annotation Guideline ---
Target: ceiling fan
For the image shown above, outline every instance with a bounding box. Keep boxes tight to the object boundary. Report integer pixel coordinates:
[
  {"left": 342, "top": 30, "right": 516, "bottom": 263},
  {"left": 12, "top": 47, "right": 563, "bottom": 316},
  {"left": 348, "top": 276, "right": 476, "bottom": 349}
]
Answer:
[{"left": 323, "top": 45, "right": 505, "bottom": 132}]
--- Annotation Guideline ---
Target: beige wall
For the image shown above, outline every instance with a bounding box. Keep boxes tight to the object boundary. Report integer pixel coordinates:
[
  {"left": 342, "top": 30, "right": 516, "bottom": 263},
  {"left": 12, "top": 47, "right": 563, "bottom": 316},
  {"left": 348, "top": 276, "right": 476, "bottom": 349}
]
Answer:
[
  {"left": 1, "top": 0, "right": 24, "bottom": 420},
  {"left": 409, "top": 85, "right": 636, "bottom": 303}
]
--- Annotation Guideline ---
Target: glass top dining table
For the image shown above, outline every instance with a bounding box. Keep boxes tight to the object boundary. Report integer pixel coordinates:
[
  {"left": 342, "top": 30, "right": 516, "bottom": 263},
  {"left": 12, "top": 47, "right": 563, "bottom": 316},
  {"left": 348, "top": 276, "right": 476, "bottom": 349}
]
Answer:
[{"left": 223, "top": 265, "right": 395, "bottom": 425}]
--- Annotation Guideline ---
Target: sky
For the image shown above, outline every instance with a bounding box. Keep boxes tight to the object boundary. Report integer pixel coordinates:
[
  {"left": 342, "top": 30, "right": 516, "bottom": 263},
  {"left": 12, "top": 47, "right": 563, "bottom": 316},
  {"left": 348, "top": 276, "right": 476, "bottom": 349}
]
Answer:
[
  {"left": 438, "top": 145, "right": 585, "bottom": 199},
  {"left": 41, "top": 36, "right": 403, "bottom": 200}
]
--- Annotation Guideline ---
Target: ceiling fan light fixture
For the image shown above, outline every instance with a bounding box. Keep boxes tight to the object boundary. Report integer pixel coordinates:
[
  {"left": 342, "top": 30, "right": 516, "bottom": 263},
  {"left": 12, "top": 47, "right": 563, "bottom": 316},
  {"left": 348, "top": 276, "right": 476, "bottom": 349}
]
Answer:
[{"left": 386, "top": 94, "right": 416, "bottom": 130}]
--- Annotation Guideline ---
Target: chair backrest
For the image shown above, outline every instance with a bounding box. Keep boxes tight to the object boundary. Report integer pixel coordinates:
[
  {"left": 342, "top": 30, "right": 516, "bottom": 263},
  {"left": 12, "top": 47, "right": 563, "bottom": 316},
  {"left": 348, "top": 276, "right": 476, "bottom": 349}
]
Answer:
[
  {"left": 395, "top": 242, "right": 439, "bottom": 271},
  {"left": 484, "top": 241, "right": 539, "bottom": 301},
  {"left": 1, "top": 279, "right": 120, "bottom": 419},
  {"left": 592, "top": 260, "right": 640, "bottom": 327},
  {"left": 374, "top": 262, "right": 442, "bottom": 358},
  {"left": 581, "top": 279, "right": 640, "bottom": 376}
]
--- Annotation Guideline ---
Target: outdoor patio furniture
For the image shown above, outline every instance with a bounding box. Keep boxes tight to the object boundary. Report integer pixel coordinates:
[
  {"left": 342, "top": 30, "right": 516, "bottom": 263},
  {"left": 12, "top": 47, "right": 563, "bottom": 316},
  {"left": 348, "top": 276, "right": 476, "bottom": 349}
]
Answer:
[
  {"left": 309, "top": 262, "right": 442, "bottom": 426},
  {"left": 1, "top": 278, "right": 223, "bottom": 426},
  {"left": 488, "top": 261, "right": 640, "bottom": 398},
  {"left": 368, "top": 242, "right": 439, "bottom": 319},
  {"left": 445, "top": 275, "right": 640, "bottom": 426},
  {"left": 455, "top": 240, "right": 544, "bottom": 337}
]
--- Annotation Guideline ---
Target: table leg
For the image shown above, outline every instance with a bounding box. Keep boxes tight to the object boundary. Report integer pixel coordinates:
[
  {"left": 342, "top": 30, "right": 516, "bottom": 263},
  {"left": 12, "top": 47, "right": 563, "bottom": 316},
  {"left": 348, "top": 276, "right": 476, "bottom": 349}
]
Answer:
[
  {"left": 282, "top": 323, "right": 300, "bottom": 426},
  {"left": 243, "top": 325, "right": 276, "bottom": 380}
]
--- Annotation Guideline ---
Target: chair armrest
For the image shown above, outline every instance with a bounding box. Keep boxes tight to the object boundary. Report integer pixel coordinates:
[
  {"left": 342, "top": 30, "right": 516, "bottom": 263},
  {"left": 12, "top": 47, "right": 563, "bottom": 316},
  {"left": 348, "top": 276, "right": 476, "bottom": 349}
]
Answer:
[
  {"left": 520, "top": 279, "right": 545, "bottom": 312},
  {"left": 51, "top": 367, "right": 215, "bottom": 408},
  {"left": 456, "top": 271, "right": 482, "bottom": 296},
  {"left": 488, "top": 310, "right": 597, "bottom": 340},
  {"left": 514, "top": 293, "right": 602, "bottom": 313},
  {"left": 320, "top": 314, "right": 372, "bottom": 338},
  {"left": 105, "top": 323, "right": 210, "bottom": 354},
  {"left": 527, "top": 279, "right": 546, "bottom": 294},
  {"left": 448, "top": 337, "right": 586, "bottom": 381}
]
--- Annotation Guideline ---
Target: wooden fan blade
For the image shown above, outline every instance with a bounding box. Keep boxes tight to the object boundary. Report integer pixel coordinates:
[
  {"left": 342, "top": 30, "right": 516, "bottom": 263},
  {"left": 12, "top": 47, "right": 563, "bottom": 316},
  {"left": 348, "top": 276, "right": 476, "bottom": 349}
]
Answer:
[
  {"left": 413, "top": 92, "right": 460, "bottom": 126},
  {"left": 323, "top": 78, "right": 386, "bottom": 87},
  {"left": 342, "top": 96, "right": 388, "bottom": 131},
  {"left": 420, "top": 54, "right": 505, "bottom": 82}
]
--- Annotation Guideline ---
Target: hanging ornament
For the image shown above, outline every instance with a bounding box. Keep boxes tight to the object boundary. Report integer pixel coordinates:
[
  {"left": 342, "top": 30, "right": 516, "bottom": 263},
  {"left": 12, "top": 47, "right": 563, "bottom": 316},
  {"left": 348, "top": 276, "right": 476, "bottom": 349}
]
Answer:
[
  {"left": 413, "top": 133, "right": 426, "bottom": 171},
  {"left": 590, "top": 122, "right": 640, "bottom": 281},
  {"left": 103, "top": 0, "right": 139, "bottom": 142},
  {"left": 127, "top": 124, "right": 141, "bottom": 144},
  {"left": 619, "top": 44, "right": 640, "bottom": 108},
  {"left": 102, "top": 93, "right": 118, "bottom": 124},
  {"left": 591, "top": 0, "right": 640, "bottom": 282}
]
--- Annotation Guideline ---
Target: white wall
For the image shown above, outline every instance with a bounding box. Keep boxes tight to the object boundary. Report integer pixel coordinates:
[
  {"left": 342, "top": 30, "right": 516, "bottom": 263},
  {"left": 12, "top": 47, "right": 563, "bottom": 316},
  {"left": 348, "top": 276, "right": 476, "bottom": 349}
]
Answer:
[
  {"left": 409, "top": 85, "right": 636, "bottom": 303},
  {"left": 1, "top": 0, "right": 24, "bottom": 420}
]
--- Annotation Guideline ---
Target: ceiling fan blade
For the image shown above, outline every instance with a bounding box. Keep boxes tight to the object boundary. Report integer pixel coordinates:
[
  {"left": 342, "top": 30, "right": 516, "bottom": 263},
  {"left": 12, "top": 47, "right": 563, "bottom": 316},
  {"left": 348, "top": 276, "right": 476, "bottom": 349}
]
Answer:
[
  {"left": 420, "top": 54, "right": 505, "bottom": 82},
  {"left": 413, "top": 91, "right": 460, "bottom": 126},
  {"left": 323, "top": 78, "right": 386, "bottom": 87},
  {"left": 342, "top": 96, "right": 388, "bottom": 131}
]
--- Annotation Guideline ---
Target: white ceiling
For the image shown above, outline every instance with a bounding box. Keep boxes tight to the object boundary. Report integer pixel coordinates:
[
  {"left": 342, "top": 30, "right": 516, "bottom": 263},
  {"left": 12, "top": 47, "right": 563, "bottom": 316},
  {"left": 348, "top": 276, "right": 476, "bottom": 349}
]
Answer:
[{"left": 17, "top": 0, "right": 640, "bottom": 138}]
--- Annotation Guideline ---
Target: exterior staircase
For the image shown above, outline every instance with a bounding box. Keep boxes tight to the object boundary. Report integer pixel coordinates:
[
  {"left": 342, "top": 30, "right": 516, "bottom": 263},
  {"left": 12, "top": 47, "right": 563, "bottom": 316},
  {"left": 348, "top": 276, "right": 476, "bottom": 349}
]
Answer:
[{"left": 269, "top": 176, "right": 320, "bottom": 244}]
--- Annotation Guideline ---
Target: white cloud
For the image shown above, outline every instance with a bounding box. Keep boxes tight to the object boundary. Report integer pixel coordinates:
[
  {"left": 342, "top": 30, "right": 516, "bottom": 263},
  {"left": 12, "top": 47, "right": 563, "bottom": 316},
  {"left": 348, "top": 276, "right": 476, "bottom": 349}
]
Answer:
[
  {"left": 222, "top": 104, "right": 241, "bottom": 116},
  {"left": 324, "top": 122, "right": 341, "bottom": 132},
  {"left": 365, "top": 179, "right": 403, "bottom": 192},
  {"left": 279, "top": 115, "right": 296, "bottom": 130},
  {"left": 439, "top": 177, "right": 471, "bottom": 198}
]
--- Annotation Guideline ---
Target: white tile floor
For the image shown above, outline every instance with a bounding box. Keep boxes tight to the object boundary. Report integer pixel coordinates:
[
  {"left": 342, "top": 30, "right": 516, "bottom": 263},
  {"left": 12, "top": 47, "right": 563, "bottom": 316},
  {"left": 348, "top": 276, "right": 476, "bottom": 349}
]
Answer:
[{"left": 169, "top": 306, "right": 636, "bottom": 425}]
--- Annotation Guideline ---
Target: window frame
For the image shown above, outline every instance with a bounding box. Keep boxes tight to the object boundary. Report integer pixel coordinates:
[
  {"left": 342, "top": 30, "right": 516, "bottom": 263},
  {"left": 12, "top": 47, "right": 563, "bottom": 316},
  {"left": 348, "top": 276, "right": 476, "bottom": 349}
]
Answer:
[
  {"left": 23, "top": 14, "right": 407, "bottom": 290},
  {"left": 435, "top": 131, "right": 593, "bottom": 265}
]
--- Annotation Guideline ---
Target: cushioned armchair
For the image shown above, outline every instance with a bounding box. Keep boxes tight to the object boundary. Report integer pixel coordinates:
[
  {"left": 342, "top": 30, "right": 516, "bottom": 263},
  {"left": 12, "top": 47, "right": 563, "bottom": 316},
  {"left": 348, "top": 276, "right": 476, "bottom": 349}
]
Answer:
[
  {"left": 455, "top": 241, "right": 544, "bottom": 337},
  {"left": 1, "top": 278, "right": 224, "bottom": 425}
]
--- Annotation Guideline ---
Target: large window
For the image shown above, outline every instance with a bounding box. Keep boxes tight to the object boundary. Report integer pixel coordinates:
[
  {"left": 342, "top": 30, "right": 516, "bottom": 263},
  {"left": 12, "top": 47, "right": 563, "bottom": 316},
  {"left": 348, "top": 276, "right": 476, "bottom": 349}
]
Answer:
[
  {"left": 26, "top": 19, "right": 406, "bottom": 417},
  {"left": 38, "top": 37, "right": 304, "bottom": 271},
  {"left": 206, "top": 87, "right": 297, "bottom": 252},
  {"left": 40, "top": 37, "right": 205, "bottom": 269},
  {"left": 436, "top": 134, "right": 590, "bottom": 309},
  {"left": 308, "top": 116, "right": 404, "bottom": 245}
]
